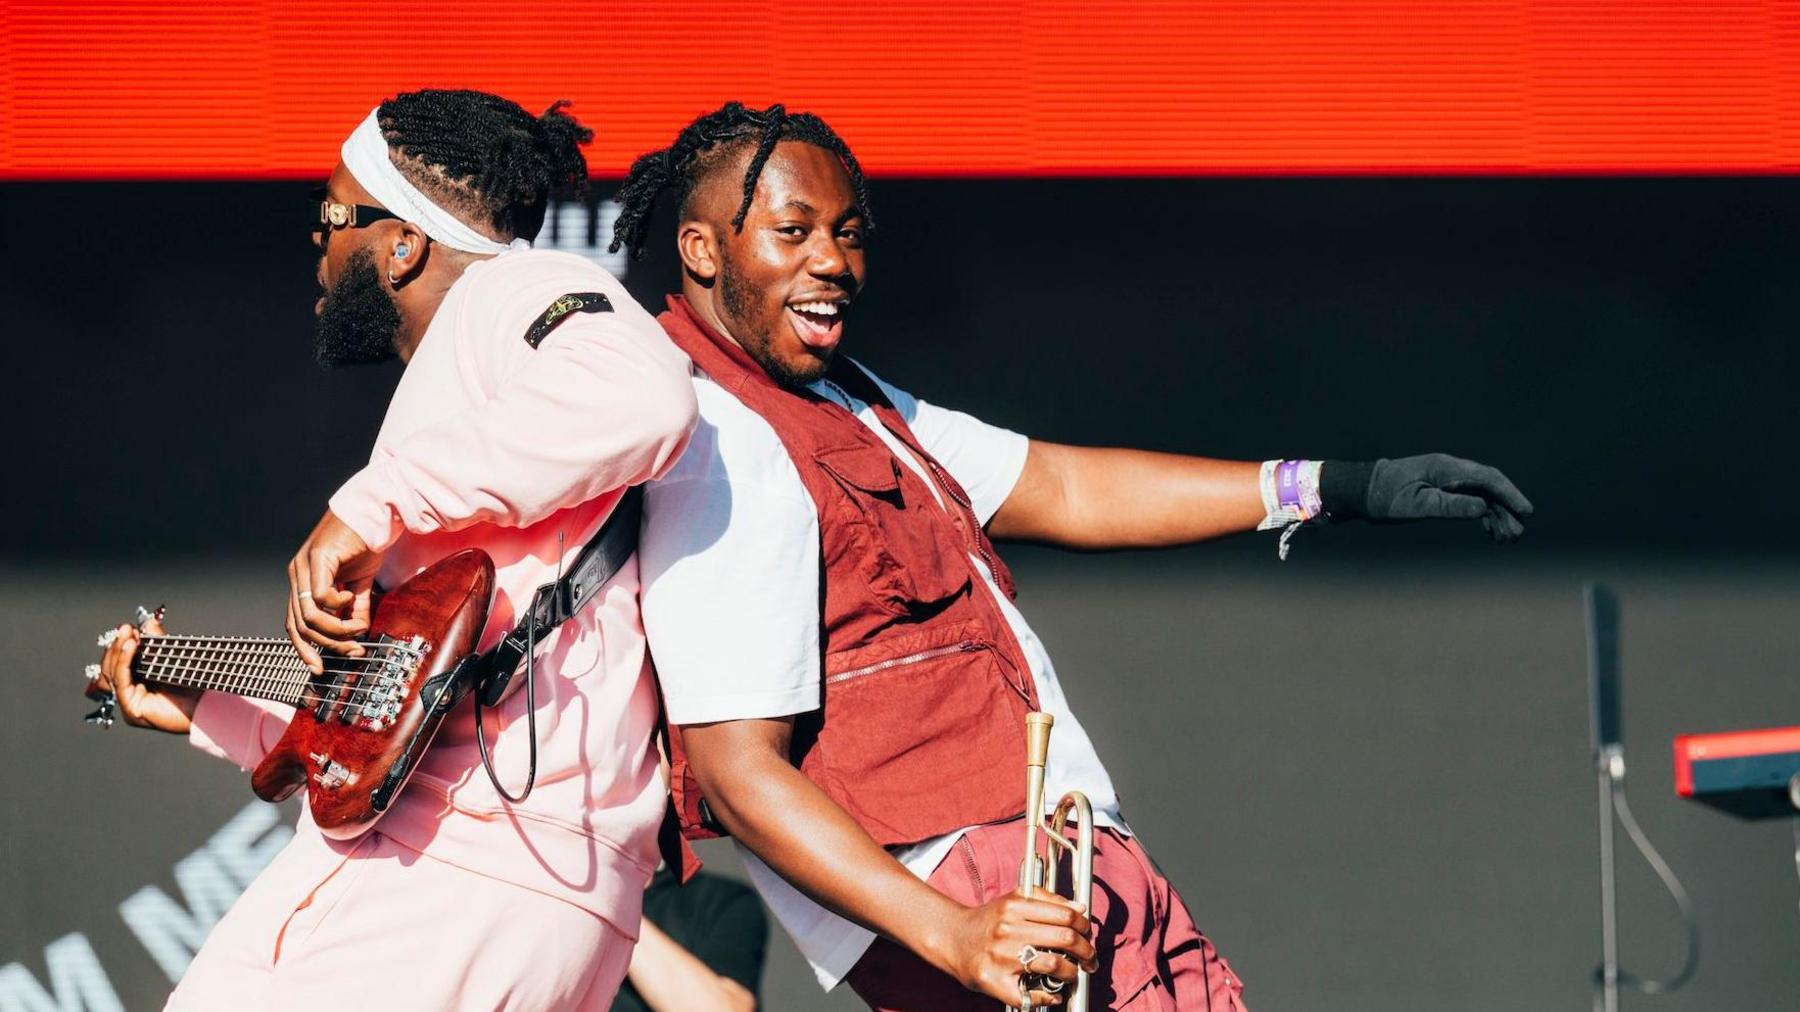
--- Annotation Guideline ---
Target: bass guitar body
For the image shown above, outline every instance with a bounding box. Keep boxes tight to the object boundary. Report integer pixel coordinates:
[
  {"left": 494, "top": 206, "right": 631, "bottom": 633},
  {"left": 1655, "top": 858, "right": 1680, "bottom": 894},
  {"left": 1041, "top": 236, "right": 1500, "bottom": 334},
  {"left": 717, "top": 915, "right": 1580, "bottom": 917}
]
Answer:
[{"left": 255, "top": 549, "right": 494, "bottom": 838}]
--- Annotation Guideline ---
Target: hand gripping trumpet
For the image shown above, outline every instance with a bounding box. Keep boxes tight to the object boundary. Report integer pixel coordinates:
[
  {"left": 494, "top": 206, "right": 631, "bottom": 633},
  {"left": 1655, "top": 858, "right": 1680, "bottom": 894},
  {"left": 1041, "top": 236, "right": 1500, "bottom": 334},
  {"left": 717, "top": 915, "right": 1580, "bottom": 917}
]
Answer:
[{"left": 1017, "top": 711, "right": 1093, "bottom": 1011}]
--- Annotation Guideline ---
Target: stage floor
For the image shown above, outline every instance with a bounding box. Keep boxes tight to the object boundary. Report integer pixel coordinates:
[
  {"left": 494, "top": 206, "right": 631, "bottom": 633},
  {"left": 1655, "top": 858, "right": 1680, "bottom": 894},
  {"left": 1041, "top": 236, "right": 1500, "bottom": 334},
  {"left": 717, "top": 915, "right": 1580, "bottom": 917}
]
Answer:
[{"left": 6, "top": 549, "right": 1795, "bottom": 1010}]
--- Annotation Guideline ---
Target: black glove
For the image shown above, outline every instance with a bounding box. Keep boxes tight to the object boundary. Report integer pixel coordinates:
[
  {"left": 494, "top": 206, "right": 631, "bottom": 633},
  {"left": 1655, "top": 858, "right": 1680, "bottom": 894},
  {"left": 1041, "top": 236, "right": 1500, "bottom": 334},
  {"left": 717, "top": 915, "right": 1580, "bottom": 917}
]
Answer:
[{"left": 1319, "top": 454, "right": 1534, "bottom": 543}]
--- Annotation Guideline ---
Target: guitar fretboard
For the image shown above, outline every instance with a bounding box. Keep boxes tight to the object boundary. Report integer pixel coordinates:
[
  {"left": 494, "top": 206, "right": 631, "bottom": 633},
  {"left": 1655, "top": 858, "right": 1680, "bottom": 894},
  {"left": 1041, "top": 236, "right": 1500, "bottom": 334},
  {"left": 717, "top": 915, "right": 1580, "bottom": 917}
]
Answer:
[{"left": 135, "top": 635, "right": 381, "bottom": 708}]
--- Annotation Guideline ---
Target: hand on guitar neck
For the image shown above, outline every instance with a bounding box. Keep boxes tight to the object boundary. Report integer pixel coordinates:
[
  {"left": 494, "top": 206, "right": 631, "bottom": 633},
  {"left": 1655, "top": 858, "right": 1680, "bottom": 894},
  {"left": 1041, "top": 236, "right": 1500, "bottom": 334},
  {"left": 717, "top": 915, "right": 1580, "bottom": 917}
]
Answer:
[
  {"left": 80, "top": 549, "right": 495, "bottom": 836},
  {"left": 92, "top": 613, "right": 199, "bottom": 734},
  {"left": 287, "top": 509, "right": 383, "bottom": 674}
]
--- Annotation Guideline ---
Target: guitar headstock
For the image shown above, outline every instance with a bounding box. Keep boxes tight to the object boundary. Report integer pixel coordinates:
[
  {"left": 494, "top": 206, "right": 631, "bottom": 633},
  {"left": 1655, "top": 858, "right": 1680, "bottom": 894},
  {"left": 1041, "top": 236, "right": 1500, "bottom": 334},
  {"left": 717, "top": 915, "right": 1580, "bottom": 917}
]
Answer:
[{"left": 83, "top": 605, "right": 163, "bottom": 728}]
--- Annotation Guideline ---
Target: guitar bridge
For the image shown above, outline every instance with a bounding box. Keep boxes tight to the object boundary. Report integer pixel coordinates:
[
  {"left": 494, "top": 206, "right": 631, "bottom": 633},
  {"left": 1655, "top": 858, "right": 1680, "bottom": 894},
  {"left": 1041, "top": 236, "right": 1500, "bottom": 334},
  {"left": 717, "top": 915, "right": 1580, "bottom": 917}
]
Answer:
[
  {"left": 304, "top": 634, "right": 431, "bottom": 731},
  {"left": 350, "top": 635, "right": 430, "bottom": 732}
]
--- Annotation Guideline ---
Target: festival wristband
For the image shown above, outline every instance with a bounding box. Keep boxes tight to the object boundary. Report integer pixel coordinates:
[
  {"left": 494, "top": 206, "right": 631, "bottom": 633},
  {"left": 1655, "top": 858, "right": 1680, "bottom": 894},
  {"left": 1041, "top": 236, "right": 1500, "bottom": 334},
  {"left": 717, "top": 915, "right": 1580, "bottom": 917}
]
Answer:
[{"left": 1256, "top": 459, "right": 1323, "bottom": 531}]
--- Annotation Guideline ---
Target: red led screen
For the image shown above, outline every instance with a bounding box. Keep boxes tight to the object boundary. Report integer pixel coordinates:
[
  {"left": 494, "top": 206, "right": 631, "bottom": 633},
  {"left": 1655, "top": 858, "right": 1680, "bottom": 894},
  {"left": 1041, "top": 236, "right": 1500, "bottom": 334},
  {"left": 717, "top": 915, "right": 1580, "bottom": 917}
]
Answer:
[{"left": 3, "top": 1, "right": 1797, "bottom": 179}]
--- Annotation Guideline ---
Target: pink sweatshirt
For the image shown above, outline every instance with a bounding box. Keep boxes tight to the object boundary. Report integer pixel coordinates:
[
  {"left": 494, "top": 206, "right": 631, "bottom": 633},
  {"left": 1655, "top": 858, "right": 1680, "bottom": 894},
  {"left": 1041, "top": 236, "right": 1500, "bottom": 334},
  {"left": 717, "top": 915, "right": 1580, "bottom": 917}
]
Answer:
[{"left": 187, "top": 249, "right": 696, "bottom": 934}]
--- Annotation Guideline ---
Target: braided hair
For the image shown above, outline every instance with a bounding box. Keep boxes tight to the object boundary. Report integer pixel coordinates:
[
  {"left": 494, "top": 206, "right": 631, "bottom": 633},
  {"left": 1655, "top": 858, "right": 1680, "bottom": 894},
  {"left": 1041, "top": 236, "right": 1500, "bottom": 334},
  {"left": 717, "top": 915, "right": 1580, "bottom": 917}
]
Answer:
[
  {"left": 376, "top": 88, "right": 593, "bottom": 241},
  {"left": 610, "top": 101, "right": 872, "bottom": 260}
]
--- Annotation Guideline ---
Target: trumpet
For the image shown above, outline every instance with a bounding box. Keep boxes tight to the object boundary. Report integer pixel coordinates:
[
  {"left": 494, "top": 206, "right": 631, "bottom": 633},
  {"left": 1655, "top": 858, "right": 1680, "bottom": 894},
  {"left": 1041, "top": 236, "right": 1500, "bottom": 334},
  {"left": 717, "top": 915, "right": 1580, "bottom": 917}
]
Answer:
[{"left": 1017, "top": 711, "right": 1093, "bottom": 1012}]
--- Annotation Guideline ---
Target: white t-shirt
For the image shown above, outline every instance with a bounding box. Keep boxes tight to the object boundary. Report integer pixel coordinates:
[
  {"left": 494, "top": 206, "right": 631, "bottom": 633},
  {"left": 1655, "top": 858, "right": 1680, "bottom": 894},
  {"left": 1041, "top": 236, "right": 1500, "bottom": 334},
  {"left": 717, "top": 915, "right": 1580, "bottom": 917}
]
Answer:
[{"left": 640, "top": 361, "right": 1125, "bottom": 990}]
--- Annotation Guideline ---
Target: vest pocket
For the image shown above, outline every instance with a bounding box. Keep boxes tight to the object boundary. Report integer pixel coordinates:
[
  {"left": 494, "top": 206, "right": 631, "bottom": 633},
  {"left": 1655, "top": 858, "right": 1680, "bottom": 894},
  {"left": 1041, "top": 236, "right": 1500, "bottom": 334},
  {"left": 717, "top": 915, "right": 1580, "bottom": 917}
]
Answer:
[
  {"left": 805, "top": 622, "right": 1030, "bottom": 845},
  {"left": 815, "top": 445, "right": 971, "bottom": 616}
]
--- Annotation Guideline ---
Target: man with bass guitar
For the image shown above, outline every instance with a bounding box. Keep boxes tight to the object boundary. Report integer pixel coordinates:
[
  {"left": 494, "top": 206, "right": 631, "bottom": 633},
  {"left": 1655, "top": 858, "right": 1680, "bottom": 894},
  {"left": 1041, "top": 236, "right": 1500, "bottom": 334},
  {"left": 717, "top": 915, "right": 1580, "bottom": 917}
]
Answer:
[{"left": 90, "top": 88, "right": 695, "bottom": 1010}]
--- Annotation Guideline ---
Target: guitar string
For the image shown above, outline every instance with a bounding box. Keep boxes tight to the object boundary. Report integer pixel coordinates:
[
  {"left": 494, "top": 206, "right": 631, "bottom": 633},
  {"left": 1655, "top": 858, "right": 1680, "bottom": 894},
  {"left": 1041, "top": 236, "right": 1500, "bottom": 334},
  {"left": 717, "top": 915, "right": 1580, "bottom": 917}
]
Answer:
[
  {"left": 140, "top": 642, "right": 405, "bottom": 710},
  {"left": 132, "top": 629, "right": 412, "bottom": 688},
  {"left": 140, "top": 638, "right": 307, "bottom": 704},
  {"left": 140, "top": 635, "right": 405, "bottom": 676},
  {"left": 141, "top": 638, "right": 402, "bottom": 699},
  {"left": 133, "top": 648, "right": 421, "bottom": 722},
  {"left": 138, "top": 636, "right": 404, "bottom": 671},
  {"left": 138, "top": 637, "right": 419, "bottom": 706},
  {"left": 140, "top": 634, "right": 405, "bottom": 657},
  {"left": 129, "top": 637, "right": 412, "bottom": 723},
  {"left": 146, "top": 636, "right": 318, "bottom": 700},
  {"left": 141, "top": 639, "right": 423, "bottom": 706}
]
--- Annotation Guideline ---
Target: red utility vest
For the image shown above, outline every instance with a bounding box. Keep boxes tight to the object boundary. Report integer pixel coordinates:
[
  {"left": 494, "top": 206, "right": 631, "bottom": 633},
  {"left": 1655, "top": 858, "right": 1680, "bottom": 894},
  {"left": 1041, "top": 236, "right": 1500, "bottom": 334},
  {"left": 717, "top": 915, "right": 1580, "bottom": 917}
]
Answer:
[{"left": 657, "top": 296, "right": 1041, "bottom": 857}]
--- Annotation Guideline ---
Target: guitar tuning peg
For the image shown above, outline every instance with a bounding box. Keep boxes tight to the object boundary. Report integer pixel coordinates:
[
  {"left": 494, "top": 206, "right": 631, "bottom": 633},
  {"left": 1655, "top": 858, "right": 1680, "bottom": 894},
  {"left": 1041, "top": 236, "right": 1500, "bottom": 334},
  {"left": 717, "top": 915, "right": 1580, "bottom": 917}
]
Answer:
[
  {"left": 84, "top": 663, "right": 101, "bottom": 682},
  {"left": 97, "top": 628, "right": 121, "bottom": 649},
  {"left": 135, "top": 605, "right": 156, "bottom": 628},
  {"left": 84, "top": 695, "right": 116, "bottom": 728}
]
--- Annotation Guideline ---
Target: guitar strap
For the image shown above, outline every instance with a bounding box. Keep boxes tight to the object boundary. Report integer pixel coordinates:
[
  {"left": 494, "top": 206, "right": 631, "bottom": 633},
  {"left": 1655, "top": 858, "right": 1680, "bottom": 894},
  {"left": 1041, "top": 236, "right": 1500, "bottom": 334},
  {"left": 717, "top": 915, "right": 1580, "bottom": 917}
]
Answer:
[
  {"left": 460, "top": 477, "right": 691, "bottom": 874},
  {"left": 470, "top": 484, "right": 642, "bottom": 706}
]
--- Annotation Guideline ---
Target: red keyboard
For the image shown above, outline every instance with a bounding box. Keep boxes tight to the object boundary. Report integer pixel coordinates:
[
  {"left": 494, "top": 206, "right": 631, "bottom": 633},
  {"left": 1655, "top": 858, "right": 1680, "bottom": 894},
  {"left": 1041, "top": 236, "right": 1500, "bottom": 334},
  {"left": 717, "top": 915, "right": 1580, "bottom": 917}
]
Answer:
[{"left": 1674, "top": 726, "right": 1800, "bottom": 820}]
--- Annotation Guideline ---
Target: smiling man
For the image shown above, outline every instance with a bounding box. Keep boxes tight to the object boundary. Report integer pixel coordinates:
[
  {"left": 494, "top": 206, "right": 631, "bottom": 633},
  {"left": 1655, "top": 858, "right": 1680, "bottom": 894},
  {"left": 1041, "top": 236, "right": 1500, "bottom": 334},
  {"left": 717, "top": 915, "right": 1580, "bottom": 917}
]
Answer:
[
  {"left": 92, "top": 89, "right": 694, "bottom": 1009},
  {"left": 618, "top": 101, "right": 1532, "bottom": 1010}
]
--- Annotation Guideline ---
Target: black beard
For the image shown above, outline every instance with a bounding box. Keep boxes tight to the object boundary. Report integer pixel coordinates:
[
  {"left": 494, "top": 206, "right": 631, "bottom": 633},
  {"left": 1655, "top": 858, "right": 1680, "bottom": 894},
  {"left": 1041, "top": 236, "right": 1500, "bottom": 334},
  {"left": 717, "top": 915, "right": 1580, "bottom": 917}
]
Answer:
[
  {"left": 314, "top": 247, "right": 402, "bottom": 367},
  {"left": 720, "top": 254, "right": 830, "bottom": 390}
]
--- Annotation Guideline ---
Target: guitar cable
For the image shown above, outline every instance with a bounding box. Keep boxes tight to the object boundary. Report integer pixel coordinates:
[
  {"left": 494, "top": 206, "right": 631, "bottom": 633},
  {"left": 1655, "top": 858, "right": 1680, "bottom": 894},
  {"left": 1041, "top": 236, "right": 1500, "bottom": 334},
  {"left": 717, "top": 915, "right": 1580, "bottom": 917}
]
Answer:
[
  {"left": 1593, "top": 782, "right": 1700, "bottom": 1003},
  {"left": 472, "top": 532, "right": 563, "bottom": 805},
  {"left": 1791, "top": 813, "right": 1799, "bottom": 923},
  {"left": 472, "top": 611, "right": 539, "bottom": 804}
]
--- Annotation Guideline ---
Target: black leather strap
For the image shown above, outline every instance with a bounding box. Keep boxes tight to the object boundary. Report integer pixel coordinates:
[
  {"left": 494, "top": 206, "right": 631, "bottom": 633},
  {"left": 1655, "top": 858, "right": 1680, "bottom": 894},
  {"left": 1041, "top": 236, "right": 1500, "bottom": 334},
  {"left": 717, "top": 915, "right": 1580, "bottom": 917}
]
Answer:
[{"left": 474, "top": 485, "right": 642, "bottom": 706}]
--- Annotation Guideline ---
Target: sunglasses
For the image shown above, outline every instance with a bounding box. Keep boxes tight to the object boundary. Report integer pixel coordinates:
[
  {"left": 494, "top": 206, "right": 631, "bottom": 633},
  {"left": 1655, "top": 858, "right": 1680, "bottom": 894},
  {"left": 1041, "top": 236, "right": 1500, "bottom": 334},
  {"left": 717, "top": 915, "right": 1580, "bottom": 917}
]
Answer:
[{"left": 310, "top": 186, "right": 401, "bottom": 239}]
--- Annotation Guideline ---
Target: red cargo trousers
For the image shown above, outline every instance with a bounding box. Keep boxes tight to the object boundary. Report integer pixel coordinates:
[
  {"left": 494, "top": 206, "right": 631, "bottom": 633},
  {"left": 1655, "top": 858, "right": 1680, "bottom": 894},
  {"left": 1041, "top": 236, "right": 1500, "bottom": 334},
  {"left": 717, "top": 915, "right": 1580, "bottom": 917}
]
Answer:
[{"left": 847, "top": 822, "right": 1248, "bottom": 1010}]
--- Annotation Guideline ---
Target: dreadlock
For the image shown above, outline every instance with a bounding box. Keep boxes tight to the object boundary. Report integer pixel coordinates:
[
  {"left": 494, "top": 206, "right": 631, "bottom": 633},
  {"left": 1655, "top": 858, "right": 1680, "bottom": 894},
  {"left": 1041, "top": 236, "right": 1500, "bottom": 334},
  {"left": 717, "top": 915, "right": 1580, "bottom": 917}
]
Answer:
[
  {"left": 609, "top": 101, "right": 873, "bottom": 260},
  {"left": 376, "top": 88, "right": 593, "bottom": 241}
]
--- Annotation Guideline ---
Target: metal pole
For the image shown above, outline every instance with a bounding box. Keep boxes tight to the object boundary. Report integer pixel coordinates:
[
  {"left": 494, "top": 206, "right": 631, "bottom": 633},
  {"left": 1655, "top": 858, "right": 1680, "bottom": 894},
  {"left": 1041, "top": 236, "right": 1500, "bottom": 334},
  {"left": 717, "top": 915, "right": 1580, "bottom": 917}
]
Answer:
[{"left": 1597, "top": 746, "right": 1622, "bottom": 1012}]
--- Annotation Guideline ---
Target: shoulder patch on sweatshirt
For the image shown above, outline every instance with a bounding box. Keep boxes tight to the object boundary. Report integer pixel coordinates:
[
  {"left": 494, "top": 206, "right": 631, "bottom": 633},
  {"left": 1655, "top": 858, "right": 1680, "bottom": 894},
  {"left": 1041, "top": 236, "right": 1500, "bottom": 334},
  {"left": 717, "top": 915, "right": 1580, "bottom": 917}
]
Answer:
[{"left": 525, "top": 292, "right": 613, "bottom": 349}]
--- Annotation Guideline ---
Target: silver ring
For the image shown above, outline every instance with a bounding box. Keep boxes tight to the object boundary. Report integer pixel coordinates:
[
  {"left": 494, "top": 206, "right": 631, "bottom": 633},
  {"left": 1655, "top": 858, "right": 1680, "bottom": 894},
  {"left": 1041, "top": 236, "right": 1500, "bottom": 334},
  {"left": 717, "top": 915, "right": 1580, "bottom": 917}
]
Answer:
[
  {"left": 296, "top": 590, "right": 313, "bottom": 601},
  {"left": 1017, "top": 944, "right": 1040, "bottom": 966}
]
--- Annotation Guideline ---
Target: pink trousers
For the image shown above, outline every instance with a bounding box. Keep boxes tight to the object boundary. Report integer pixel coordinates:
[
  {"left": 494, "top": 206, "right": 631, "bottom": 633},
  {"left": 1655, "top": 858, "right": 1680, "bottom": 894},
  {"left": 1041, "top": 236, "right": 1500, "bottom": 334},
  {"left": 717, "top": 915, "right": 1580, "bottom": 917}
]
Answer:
[
  {"left": 167, "top": 826, "right": 633, "bottom": 1011},
  {"left": 848, "top": 824, "right": 1248, "bottom": 1011}
]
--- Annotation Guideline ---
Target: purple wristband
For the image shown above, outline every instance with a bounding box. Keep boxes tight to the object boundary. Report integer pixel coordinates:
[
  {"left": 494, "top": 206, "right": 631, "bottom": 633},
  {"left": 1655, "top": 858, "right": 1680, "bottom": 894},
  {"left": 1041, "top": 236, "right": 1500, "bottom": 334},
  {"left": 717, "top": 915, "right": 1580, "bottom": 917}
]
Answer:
[
  {"left": 1275, "top": 460, "right": 1304, "bottom": 511},
  {"left": 1275, "top": 459, "right": 1323, "bottom": 520}
]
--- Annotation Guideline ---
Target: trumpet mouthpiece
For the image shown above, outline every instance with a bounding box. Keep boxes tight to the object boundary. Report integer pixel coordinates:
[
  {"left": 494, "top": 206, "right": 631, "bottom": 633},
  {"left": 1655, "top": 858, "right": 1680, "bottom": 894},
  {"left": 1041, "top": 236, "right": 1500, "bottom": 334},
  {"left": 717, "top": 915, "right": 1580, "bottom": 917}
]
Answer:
[{"left": 1025, "top": 711, "right": 1054, "bottom": 767}]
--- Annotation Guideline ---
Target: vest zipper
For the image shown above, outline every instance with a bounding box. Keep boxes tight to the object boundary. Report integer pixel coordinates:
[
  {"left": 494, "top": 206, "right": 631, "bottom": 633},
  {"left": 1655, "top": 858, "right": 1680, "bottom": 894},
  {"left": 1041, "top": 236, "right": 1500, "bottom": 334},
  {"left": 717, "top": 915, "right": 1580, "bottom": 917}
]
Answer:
[
  {"left": 922, "top": 457, "right": 1036, "bottom": 706},
  {"left": 957, "top": 835, "right": 986, "bottom": 897},
  {"left": 926, "top": 457, "right": 1004, "bottom": 585},
  {"left": 827, "top": 640, "right": 983, "bottom": 685}
]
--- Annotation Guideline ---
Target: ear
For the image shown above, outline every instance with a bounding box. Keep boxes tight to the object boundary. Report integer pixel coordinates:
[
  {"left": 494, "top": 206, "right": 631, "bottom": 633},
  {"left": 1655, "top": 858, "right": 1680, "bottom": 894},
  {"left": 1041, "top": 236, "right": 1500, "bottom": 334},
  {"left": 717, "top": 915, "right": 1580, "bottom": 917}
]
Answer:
[
  {"left": 677, "top": 219, "right": 720, "bottom": 282},
  {"left": 383, "top": 222, "right": 430, "bottom": 288}
]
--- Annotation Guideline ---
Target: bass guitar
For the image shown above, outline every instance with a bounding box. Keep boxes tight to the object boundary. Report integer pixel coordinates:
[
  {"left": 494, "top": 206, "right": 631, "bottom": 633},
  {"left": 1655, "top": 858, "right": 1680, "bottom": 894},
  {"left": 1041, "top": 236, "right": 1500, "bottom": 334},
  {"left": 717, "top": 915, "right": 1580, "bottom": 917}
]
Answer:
[{"left": 82, "top": 549, "right": 495, "bottom": 839}]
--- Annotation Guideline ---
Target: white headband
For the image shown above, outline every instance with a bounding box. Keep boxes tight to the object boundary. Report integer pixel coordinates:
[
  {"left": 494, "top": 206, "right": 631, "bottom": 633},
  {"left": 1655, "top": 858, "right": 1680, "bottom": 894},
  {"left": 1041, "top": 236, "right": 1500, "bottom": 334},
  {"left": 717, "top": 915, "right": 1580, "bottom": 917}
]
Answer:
[{"left": 340, "top": 109, "right": 531, "bottom": 256}]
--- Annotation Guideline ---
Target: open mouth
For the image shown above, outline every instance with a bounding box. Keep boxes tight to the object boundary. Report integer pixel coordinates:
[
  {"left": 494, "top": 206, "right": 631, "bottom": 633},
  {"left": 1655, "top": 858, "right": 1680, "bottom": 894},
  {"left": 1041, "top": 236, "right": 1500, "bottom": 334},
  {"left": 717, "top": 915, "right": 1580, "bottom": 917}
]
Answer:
[{"left": 785, "top": 298, "right": 848, "bottom": 352}]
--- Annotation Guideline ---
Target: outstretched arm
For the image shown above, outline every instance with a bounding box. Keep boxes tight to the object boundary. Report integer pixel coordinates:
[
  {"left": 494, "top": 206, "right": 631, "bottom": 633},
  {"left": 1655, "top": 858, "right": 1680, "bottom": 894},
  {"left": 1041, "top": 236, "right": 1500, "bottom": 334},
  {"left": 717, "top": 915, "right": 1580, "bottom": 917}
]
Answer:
[
  {"left": 987, "top": 445, "right": 1265, "bottom": 547},
  {"left": 988, "top": 442, "right": 1532, "bottom": 549}
]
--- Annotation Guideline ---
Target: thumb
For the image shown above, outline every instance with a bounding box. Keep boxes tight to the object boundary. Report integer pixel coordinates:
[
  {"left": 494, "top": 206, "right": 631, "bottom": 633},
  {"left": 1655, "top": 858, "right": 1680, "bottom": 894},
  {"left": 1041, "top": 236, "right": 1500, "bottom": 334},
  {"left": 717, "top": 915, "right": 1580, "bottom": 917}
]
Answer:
[
  {"left": 311, "top": 547, "right": 356, "bottom": 610},
  {"left": 349, "top": 586, "right": 374, "bottom": 631}
]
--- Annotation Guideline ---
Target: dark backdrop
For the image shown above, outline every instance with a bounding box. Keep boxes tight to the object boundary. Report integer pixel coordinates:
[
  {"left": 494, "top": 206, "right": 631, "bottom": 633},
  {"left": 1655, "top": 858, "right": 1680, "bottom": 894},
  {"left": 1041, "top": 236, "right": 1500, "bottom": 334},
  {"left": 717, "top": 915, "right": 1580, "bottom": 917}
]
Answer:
[{"left": 4, "top": 177, "right": 1797, "bottom": 560}]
